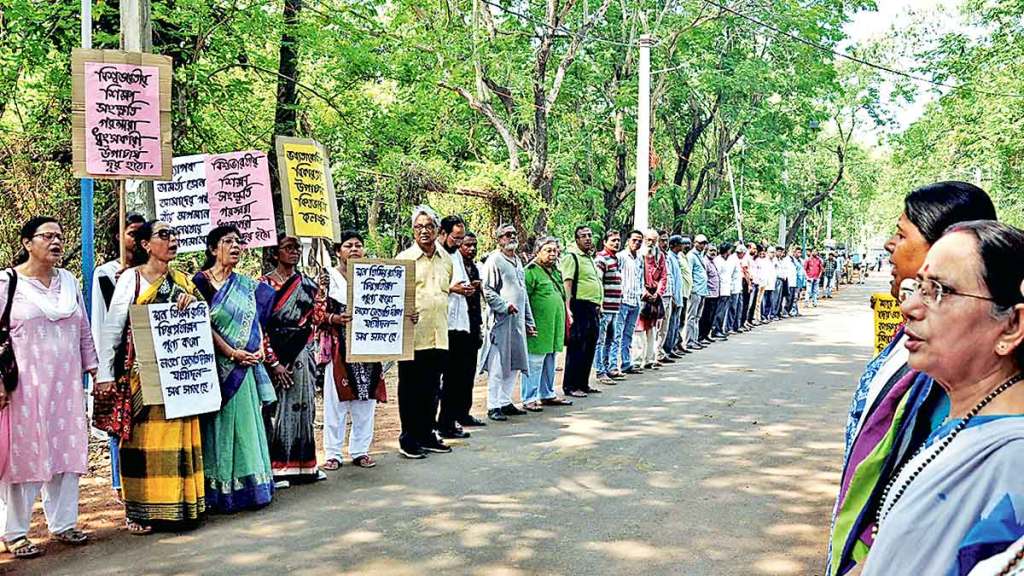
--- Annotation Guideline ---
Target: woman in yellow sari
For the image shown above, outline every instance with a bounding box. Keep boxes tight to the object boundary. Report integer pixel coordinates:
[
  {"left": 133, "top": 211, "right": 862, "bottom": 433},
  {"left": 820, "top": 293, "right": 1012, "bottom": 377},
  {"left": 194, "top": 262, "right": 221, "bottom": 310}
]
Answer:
[{"left": 94, "top": 220, "right": 205, "bottom": 533}]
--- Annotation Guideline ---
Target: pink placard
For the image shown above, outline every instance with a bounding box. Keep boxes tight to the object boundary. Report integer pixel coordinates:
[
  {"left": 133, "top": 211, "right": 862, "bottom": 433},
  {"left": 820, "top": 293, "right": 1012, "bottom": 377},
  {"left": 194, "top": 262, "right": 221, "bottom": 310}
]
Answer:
[
  {"left": 206, "top": 151, "right": 278, "bottom": 248},
  {"left": 84, "top": 62, "right": 163, "bottom": 176}
]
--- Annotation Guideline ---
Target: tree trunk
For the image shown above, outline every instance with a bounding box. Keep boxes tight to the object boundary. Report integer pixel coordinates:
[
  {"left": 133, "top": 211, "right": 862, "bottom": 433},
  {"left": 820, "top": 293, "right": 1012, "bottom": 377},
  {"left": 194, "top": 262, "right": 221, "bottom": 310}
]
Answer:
[{"left": 265, "top": 0, "right": 301, "bottom": 267}]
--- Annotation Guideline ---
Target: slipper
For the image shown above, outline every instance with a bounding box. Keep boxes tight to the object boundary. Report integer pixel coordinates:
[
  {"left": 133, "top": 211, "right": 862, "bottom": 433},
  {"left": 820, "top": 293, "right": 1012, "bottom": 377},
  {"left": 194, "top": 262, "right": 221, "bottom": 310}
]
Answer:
[
  {"left": 352, "top": 455, "right": 377, "bottom": 468},
  {"left": 567, "top": 390, "right": 588, "bottom": 398},
  {"left": 543, "top": 397, "right": 574, "bottom": 405},
  {"left": 53, "top": 528, "right": 88, "bottom": 545},
  {"left": 322, "top": 458, "right": 342, "bottom": 471},
  {"left": 524, "top": 403, "right": 544, "bottom": 412},
  {"left": 125, "top": 519, "right": 153, "bottom": 536},
  {"left": 4, "top": 537, "right": 42, "bottom": 559}
]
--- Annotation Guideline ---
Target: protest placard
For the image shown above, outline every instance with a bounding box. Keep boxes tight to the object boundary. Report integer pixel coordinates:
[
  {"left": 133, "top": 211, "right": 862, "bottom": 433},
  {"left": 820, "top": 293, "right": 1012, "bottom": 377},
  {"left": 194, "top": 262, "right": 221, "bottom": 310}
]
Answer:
[
  {"left": 872, "top": 292, "right": 901, "bottom": 354},
  {"left": 71, "top": 48, "right": 172, "bottom": 180},
  {"left": 154, "top": 155, "right": 211, "bottom": 253},
  {"left": 129, "top": 302, "right": 221, "bottom": 419},
  {"left": 207, "top": 150, "right": 278, "bottom": 248},
  {"left": 274, "top": 136, "right": 340, "bottom": 241},
  {"left": 345, "top": 259, "right": 415, "bottom": 362}
]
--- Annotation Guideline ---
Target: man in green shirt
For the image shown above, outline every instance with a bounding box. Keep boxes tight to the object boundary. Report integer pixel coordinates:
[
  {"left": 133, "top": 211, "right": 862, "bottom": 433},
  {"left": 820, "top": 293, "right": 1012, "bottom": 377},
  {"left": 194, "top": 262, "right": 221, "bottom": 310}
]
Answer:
[{"left": 560, "top": 226, "right": 604, "bottom": 397}]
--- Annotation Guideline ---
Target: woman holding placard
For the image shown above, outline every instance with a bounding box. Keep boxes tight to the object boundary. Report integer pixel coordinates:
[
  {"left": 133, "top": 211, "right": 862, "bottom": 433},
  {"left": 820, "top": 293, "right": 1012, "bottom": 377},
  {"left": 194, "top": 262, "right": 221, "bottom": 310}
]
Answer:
[
  {"left": 0, "top": 217, "right": 98, "bottom": 559},
  {"left": 95, "top": 220, "right": 205, "bottom": 534},
  {"left": 260, "top": 236, "right": 327, "bottom": 485},
  {"left": 321, "top": 231, "right": 385, "bottom": 470},
  {"left": 193, "top": 225, "right": 276, "bottom": 512}
]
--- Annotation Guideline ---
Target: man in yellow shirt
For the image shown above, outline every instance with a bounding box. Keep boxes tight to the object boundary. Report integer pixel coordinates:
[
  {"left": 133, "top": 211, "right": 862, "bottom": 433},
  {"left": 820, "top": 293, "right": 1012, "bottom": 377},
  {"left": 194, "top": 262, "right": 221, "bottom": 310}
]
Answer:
[{"left": 396, "top": 205, "right": 453, "bottom": 459}]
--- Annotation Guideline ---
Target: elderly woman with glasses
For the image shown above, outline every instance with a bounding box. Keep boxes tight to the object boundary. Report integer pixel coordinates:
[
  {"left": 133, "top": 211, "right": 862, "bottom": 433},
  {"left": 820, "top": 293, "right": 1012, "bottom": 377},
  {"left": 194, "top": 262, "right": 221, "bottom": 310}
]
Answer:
[
  {"left": 96, "top": 220, "right": 205, "bottom": 535},
  {"left": 522, "top": 236, "right": 572, "bottom": 411},
  {"left": 828, "top": 182, "right": 998, "bottom": 576},
  {"left": 858, "top": 220, "right": 1024, "bottom": 575},
  {"left": 0, "top": 217, "right": 98, "bottom": 559}
]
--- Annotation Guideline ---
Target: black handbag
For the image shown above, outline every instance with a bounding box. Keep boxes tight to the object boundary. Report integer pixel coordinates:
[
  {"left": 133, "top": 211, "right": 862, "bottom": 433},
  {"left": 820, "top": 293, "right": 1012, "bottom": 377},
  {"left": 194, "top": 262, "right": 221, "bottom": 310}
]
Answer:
[{"left": 0, "top": 270, "right": 19, "bottom": 393}]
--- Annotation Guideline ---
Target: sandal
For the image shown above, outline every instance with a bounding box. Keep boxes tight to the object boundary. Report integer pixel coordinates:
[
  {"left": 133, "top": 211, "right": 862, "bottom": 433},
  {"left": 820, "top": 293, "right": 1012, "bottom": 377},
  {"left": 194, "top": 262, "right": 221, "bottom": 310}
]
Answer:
[
  {"left": 352, "top": 455, "right": 377, "bottom": 468},
  {"left": 543, "top": 397, "right": 574, "bottom": 405},
  {"left": 4, "top": 537, "right": 42, "bottom": 559},
  {"left": 523, "top": 403, "right": 544, "bottom": 413},
  {"left": 53, "top": 528, "right": 88, "bottom": 545},
  {"left": 125, "top": 519, "right": 153, "bottom": 535},
  {"left": 322, "top": 458, "right": 342, "bottom": 471}
]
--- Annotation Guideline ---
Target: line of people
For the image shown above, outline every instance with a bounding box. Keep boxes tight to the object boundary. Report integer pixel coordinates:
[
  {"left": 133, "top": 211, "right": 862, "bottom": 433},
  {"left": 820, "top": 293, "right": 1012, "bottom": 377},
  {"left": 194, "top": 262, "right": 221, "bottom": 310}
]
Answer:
[{"left": 0, "top": 205, "right": 848, "bottom": 559}]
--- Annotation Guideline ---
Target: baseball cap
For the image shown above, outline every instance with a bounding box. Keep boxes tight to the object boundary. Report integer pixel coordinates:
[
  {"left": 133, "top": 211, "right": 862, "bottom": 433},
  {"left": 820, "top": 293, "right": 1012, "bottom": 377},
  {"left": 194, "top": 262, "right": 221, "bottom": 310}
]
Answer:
[{"left": 694, "top": 234, "right": 708, "bottom": 243}]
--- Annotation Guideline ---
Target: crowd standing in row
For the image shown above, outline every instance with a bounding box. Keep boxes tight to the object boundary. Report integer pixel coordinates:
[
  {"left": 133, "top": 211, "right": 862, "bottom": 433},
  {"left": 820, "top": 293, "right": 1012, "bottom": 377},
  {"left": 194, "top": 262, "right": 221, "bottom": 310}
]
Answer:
[{"left": 0, "top": 203, "right": 862, "bottom": 559}]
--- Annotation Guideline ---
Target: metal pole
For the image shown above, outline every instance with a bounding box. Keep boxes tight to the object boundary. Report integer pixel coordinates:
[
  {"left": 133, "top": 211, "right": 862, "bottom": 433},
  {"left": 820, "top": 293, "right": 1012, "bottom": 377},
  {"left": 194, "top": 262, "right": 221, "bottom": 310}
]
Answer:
[
  {"left": 634, "top": 34, "right": 653, "bottom": 231},
  {"left": 81, "top": 0, "right": 95, "bottom": 316},
  {"left": 120, "top": 0, "right": 156, "bottom": 218}
]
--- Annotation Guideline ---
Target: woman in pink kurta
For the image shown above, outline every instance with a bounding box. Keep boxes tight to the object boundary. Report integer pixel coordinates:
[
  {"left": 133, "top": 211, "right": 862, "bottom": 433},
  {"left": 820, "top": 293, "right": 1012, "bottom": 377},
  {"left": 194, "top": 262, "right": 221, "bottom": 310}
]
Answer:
[{"left": 0, "top": 217, "right": 98, "bottom": 559}]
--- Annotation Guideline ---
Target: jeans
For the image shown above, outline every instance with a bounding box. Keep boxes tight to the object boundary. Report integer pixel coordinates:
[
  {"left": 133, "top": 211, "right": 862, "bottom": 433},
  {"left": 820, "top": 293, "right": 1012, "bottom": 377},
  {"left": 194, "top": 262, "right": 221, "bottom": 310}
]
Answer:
[
  {"left": 787, "top": 287, "right": 799, "bottom": 316},
  {"left": 772, "top": 279, "right": 786, "bottom": 318},
  {"left": 662, "top": 300, "right": 684, "bottom": 355},
  {"left": 712, "top": 294, "right": 730, "bottom": 335},
  {"left": 522, "top": 352, "right": 556, "bottom": 404},
  {"left": 686, "top": 295, "right": 704, "bottom": 347},
  {"left": 594, "top": 311, "right": 622, "bottom": 376},
  {"left": 618, "top": 303, "right": 641, "bottom": 371},
  {"left": 808, "top": 278, "right": 820, "bottom": 304},
  {"left": 730, "top": 293, "right": 744, "bottom": 331},
  {"left": 762, "top": 290, "right": 775, "bottom": 321}
]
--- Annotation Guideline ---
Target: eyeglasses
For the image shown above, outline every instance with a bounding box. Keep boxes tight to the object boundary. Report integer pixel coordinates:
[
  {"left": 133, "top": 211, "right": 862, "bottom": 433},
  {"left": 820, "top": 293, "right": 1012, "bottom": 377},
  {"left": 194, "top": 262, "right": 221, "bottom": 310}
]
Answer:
[
  {"left": 154, "top": 228, "right": 178, "bottom": 240},
  {"left": 902, "top": 278, "right": 999, "bottom": 308},
  {"left": 413, "top": 224, "right": 436, "bottom": 232},
  {"left": 33, "top": 232, "right": 64, "bottom": 243},
  {"left": 219, "top": 237, "right": 247, "bottom": 247}
]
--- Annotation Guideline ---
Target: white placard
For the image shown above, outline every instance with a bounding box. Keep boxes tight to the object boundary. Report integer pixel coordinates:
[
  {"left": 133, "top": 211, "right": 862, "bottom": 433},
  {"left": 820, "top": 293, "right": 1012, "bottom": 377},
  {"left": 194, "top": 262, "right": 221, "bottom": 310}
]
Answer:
[
  {"left": 147, "top": 301, "right": 221, "bottom": 418},
  {"left": 349, "top": 261, "right": 410, "bottom": 359},
  {"left": 154, "top": 154, "right": 211, "bottom": 253}
]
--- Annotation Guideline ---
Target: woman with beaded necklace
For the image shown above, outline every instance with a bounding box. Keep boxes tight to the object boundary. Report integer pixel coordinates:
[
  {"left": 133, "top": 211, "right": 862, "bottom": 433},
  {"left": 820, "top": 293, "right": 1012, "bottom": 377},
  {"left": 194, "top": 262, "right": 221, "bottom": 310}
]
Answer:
[{"left": 859, "top": 221, "right": 1024, "bottom": 575}]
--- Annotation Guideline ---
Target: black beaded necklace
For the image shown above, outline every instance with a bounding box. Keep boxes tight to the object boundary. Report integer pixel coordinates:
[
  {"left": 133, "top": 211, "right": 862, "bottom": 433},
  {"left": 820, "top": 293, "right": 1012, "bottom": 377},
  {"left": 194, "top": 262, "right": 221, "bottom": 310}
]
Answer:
[{"left": 875, "top": 372, "right": 1024, "bottom": 533}]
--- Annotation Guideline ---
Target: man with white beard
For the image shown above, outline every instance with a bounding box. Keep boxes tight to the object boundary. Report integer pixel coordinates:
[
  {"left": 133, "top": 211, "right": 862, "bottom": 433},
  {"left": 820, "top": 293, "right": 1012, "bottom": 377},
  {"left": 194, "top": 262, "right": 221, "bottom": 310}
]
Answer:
[{"left": 479, "top": 224, "right": 535, "bottom": 421}]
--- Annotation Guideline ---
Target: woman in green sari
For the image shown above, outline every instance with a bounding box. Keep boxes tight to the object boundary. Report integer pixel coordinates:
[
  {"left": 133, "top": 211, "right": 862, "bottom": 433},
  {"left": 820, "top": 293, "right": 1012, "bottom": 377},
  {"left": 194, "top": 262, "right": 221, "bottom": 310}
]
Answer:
[{"left": 193, "top": 225, "right": 276, "bottom": 513}]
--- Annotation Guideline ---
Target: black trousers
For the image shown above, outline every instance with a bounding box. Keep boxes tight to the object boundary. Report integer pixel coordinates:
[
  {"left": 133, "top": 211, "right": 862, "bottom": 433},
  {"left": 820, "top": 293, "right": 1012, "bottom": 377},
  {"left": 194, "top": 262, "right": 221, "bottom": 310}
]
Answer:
[
  {"left": 439, "top": 330, "right": 480, "bottom": 429},
  {"left": 563, "top": 300, "right": 600, "bottom": 394},
  {"left": 699, "top": 296, "right": 719, "bottom": 340},
  {"left": 398, "top": 348, "right": 447, "bottom": 450}
]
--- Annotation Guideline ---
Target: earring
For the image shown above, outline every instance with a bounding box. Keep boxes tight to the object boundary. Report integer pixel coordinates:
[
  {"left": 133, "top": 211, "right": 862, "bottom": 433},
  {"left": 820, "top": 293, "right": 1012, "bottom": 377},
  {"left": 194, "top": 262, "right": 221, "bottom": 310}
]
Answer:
[{"left": 998, "top": 344, "right": 1008, "bottom": 353}]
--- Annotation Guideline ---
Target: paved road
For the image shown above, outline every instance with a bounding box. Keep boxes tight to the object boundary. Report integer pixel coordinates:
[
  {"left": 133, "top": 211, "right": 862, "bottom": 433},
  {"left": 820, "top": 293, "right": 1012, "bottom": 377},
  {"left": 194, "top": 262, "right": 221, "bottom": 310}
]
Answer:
[{"left": 24, "top": 279, "right": 880, "bottom": 576}]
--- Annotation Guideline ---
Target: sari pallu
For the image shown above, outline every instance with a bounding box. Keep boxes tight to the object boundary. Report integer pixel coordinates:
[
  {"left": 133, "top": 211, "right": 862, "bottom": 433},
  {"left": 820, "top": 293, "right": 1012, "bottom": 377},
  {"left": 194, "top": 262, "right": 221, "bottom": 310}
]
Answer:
[
  {"left": 116, "top": 270, "right": 206, "bottom": 525},
  {"left": 864, "top": 417, "right": 1024, "bottom": 576},
  {"left": 262, "top": 272, "right": 325, "bottom": 482},
  {"left": 194, "top": 272, "right": 277, "bottom": 513},
  {"left": 326, "top": 295, "right": 386, "bottom": 404}
]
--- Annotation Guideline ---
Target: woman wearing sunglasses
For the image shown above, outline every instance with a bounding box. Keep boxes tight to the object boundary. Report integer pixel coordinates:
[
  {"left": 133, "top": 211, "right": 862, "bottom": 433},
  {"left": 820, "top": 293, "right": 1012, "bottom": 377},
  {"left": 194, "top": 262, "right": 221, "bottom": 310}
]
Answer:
[
  {"left": 828, "top": 182, "right": 997, "bottom": 576},
  {"left": 95, "top": 220, "right": 205, "bottom": 535},
  {"left": 860, "top": 220, "right": 1024, "bottom": 575}
]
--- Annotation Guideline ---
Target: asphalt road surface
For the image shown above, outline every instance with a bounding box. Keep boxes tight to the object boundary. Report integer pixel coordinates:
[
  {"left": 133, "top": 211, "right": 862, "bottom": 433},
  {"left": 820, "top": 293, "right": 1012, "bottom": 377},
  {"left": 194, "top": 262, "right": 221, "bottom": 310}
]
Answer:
[{"left": 22, "top": 278, "right": 880, "bottom": 576}]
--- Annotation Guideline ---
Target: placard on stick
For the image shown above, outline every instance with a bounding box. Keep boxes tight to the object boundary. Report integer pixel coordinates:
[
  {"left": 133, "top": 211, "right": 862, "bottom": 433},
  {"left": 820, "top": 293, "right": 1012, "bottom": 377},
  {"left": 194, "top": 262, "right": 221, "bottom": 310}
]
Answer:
[
  {"left": 71, "top": 48, "right": 172, "bottom": 180},
  {"left": 274, "top": 136, "right": 341, "bottom": 241},
  {"left": 207, "top": 150, "right": 278, "bottom": 248},
  {"left": 871, "top": 292, "right": 901, "bottom": 354},
  {"left": 129, "top": 302, "right": 221, "bottom": 418},
  {"left": 153, "top": 155, "right": 211, "bottom": 253},
  {"left": 345, "top": 259, "right": 415, "bottom": 362}
]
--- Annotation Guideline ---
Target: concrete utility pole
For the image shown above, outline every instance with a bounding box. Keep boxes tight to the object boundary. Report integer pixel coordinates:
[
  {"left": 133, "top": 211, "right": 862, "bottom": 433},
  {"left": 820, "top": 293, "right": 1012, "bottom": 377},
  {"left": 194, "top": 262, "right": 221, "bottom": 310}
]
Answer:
[
  {"left": 81, "top": 0, "right": 95, "bottom": 316},
  {"left": 121, "top": 0, "right": 156, "bottom": 219},
  {"left": 634, "top": 34, "right": 654, "bottom": 231}
]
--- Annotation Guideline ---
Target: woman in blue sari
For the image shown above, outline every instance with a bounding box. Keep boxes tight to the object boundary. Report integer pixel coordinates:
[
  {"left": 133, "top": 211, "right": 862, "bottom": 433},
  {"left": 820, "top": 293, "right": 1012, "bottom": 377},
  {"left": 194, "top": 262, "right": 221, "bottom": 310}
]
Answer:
[
  {"left": 192, "top": 225, "right": 276, "bottom": 512},
  {"left": 861, "top": 221, "right": 1024, "bottom": 576}
]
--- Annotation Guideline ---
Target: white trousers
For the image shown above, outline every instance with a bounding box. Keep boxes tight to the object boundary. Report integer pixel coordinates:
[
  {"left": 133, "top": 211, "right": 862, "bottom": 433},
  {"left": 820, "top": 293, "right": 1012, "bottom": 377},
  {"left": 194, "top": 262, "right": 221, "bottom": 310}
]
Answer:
[
  {"left": 643, "top": 326, "right": 660, "bottom": 365},
  {"left": 1, "top": 473, "right": 79, "bottom": 541},
  {"left": 323, "top": 368, "right": 377, "bottom": 460},
  {"left": 486, "top": 352, "right": 518, "bottom": 410}
]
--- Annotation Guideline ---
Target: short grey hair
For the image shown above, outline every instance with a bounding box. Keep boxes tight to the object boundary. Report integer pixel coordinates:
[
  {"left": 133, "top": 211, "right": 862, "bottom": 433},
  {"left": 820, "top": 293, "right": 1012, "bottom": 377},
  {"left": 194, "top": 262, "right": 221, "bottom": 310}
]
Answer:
[
  {"left": 411, "top": 205, "right": 440, "bottom": 228},
  {"left": 535, "top": 235, "right": 560, "bottom": 251}
]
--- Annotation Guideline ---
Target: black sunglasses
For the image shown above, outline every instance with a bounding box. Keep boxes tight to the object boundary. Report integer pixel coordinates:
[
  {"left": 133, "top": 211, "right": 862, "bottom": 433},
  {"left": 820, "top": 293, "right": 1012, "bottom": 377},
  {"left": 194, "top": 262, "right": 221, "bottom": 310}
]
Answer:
[{"left": 155, "top": 228, "right": 178, "bottom": 240}]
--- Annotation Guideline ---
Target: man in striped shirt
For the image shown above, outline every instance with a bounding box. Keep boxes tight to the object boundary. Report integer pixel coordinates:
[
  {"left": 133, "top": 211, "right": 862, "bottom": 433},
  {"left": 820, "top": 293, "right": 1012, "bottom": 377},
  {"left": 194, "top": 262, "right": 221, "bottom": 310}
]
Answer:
[
  {"left": 593, "top": 230, "right": 624, "bottom": 384},
  {"left": 617, "top": 230, "right": 645, "bottom": 374}
]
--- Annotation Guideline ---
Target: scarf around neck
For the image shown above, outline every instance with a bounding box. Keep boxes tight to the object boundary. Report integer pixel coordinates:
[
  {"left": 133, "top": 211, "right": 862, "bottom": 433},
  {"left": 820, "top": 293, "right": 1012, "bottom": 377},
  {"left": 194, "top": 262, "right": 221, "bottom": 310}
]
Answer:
[{"left": 20, "top": 268, "right": 79, "bottom": 321}]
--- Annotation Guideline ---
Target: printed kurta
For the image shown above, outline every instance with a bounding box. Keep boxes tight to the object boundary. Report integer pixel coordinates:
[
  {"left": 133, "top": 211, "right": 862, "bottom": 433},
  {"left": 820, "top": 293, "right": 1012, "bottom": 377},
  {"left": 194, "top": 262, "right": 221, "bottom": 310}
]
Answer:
[{"left": 0, "top": 271, "right": 98, "bottom": 483}]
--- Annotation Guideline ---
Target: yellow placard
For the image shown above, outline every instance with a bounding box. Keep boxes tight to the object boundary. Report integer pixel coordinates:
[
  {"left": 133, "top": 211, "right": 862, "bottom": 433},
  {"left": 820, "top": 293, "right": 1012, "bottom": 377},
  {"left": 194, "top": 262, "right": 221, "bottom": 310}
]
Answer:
[
  {"left": 871, "top": 292, "right": 901, "bottom": 354},
  {"left": 279, "top": 139, "right": 335, "bottom": 238}
]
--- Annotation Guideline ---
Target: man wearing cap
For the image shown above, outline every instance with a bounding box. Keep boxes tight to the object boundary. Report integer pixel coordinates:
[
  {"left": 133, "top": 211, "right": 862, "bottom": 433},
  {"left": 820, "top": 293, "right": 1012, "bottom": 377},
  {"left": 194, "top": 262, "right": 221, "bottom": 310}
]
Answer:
[
  {"left": 663, "top": 235, "right": 689, "bottom": 358},
  {"left": 560, "top": 225, "right": 604, "bottom": 396},
  {"left": 685, "top": 235, "right": 709, "bottom": 350},
  {"left": 480, "top": 224, "right": 534, "bottom": 421}
]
